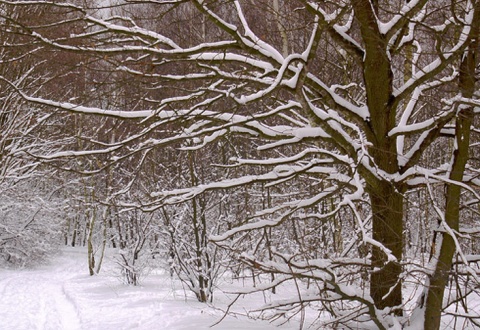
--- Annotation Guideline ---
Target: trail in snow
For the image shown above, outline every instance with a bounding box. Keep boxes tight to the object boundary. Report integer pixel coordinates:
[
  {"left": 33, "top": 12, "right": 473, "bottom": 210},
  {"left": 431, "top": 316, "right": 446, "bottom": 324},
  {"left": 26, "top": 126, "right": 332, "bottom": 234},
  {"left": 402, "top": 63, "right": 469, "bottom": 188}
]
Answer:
[
  {"left": 0, "top": 248, "right": 299, "bottom": 330},
  {"left": 0, "top": 252, "right": 82, "bottom": 330}
]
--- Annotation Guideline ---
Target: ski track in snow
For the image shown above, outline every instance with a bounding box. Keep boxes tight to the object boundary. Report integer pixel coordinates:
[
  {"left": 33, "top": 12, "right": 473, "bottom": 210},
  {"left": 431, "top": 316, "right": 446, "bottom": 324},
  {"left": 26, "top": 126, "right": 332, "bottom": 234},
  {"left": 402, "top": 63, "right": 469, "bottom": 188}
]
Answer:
[
  {"left": 0, "top": 249, "right": 299, "bottom": 330},
  {"left": 0, "top": 255, "right": 82, "bottom": 330}
]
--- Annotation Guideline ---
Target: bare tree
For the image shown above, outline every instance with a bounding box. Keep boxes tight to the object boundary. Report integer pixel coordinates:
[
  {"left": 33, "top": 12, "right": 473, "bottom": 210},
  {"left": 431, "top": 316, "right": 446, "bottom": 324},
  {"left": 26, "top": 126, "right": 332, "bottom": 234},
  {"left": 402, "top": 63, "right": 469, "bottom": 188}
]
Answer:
[{"left": 1, "top": 0, "right": 480, "bottom": 328}]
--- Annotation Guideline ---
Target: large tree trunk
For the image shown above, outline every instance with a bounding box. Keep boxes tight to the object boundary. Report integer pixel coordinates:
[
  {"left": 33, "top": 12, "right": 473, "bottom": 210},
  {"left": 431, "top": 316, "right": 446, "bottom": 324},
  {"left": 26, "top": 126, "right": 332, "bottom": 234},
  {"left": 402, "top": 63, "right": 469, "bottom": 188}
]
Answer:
[
  {"left": 369, "top": 182, "right": 404, "bottom": 313},
  {"left": 351, "top": 0, "right": 404, "bottom": 312}
]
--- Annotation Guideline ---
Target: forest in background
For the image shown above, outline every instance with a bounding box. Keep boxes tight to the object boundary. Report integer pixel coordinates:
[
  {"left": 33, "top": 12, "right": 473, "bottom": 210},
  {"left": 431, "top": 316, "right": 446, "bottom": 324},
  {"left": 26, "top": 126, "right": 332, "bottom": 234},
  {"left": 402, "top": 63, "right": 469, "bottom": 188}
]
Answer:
[{"left": 0, "top": 0, "right": 480, "bottom": 329}]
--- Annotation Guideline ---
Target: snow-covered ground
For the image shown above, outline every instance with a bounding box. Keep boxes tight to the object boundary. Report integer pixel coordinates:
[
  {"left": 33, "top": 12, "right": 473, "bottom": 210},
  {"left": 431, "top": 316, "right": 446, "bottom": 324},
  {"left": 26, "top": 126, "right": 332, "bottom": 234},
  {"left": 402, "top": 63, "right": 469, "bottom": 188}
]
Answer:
[
  {"left": 0, "top": 248, "right": 300, "bottom": 330},
  {"left": 2, "top": 248, "right": 478, "bottom": 329}
]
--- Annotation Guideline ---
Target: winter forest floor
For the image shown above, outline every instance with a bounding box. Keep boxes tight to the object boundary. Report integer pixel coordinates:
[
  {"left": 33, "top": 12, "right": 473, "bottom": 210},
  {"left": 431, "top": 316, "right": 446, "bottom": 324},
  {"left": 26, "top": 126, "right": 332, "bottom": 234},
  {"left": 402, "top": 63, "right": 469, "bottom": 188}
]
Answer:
[
  {"left": 1, "top": 248, "right": 479, "bottom": 330},
  {"left": 0, "top": 248, "right": 302, "bottom": 330}
]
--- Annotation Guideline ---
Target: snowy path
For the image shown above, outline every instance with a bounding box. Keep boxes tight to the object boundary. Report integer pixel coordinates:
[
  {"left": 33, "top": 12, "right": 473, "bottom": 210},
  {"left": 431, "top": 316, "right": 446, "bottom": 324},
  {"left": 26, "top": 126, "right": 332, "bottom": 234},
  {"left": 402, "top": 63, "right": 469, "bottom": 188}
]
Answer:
[
  {"left": 0, "top": 253, "right": 82, "bottom": 330},
  {"left": 0, "top": 249, "right": 298, "bottom": 330}
]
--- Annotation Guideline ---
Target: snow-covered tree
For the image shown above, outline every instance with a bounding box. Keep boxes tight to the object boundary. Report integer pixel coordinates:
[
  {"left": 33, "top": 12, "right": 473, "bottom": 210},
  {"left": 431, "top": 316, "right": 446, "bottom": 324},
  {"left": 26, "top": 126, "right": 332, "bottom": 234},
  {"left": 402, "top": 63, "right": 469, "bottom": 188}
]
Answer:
[
  {"left": 1, "top": 0, "right": 480, "bottom": 328},
  {"left": 0, "top": 178, "right": 67, "bottom": 267},
  {"left": 0, "top": 3, "right": 74, "bottom": 267}
]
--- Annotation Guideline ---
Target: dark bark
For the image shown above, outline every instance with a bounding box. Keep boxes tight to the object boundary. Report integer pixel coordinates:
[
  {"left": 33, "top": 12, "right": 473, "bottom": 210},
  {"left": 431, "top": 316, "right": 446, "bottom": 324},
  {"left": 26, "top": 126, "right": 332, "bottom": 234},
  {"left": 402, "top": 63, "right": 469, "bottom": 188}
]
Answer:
[
  {"left": 369, "top": 183, "right": 404, "bottom": 313},
  {"left": 353, "top": 0, "right": 403, "bottom": 311},
  {"left": 189, "top": 151, "right": 210, "bottom": 303},
  {"left": 423, "top": 104, "right": 472, "bottom": 330},
  {"left": 423, "top": 3, "right": 479, "bottom": 327}
]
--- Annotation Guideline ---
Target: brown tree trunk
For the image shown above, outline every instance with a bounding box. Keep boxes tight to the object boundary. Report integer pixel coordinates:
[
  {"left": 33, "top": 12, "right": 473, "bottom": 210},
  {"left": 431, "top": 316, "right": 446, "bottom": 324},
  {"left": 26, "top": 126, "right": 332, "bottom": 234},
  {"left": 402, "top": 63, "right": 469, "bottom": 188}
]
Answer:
[
  {"left": 351, "top": 0, "right": 405, "bottom": 312},
  {"left": 423, "top": 112, "right": 472, "bottom": 330},
  {"left": 369, "top": 182, "right": 404, "bottom": 313},
  {"left": 423, "top": 5, "right": 479, "bottom": 327}
]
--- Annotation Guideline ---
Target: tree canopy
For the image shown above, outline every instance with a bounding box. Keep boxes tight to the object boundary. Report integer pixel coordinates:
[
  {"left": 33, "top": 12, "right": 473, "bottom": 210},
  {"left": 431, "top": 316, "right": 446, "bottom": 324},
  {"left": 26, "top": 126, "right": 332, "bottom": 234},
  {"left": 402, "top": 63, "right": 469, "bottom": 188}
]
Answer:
[{"left": 1, "top": 0, "right": 480, "bottom": 328}]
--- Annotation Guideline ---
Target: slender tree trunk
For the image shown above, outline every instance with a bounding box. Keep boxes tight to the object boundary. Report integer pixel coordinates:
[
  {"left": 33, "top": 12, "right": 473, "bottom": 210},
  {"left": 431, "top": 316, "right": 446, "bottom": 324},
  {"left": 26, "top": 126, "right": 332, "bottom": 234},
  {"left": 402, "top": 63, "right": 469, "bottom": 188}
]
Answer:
[
  {"left": 423, "top": 112, "right": 472, "bottom": 330},
  {"left": 423, "top": 7, "right": 479, "bottom": 327},
  {"left": 95, "top": 206, "right": 109, "bottom": 274},
  {"left": 71, "top": 216, "right": 78, "bottom": 247},
  {"left": 272, "top": 0, "right": 288, "bottom": 58},
  {"left": 188, "top": 150, "right": 209, "bottom": 303},
  {"left": 64, "top": 217, "right": 71, "bottom": 245},
  {"left": 87, "top": 207, "right": 96, "bottom": 276}
]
